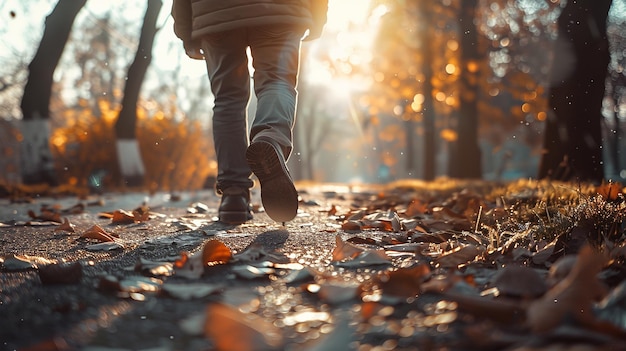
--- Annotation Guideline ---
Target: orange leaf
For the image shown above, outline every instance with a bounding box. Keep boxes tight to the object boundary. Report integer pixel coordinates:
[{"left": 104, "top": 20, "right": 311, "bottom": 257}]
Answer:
[
  {"left": 205, "top": 303, "right": 283, "bottom": 351},
  {"left": 332, "top": 235, "right": 363, "bottom": 261},
  {"left": 596, "top": 181, "right": 623, "bottom": 201},
  {"left": 405, "top": 199, "right": 428, "bottom": 217},
  {"left": 202, "top": 240, "right": 232, "bottom": 265},
  {"left": 111, "top": 209, "right": 136, "bottom": 224},
  {"left": 81, "top": 224, "right": 115, "bottom": 242},
  {"left": 377, "top": 263, "right": 431, "bottom": 298},
  {"left": 174, "top": 251, "right": 189, "bottom": 269},
  {"left": 54, "top": 218, "right": 75, "bottom": 233},
  {"left": 327, "top": 204, "right": 338, "bottom": 216}
]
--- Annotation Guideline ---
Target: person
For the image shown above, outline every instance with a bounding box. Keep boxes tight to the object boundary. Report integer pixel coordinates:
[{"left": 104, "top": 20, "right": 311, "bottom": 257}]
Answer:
[{"left": 172, "top": 0, "right": 328, "bottom": 225}]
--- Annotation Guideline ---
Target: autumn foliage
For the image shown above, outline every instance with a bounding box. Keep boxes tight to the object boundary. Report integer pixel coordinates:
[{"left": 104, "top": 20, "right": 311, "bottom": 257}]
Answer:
[{"left": 49, "top": 98, "right": 215, "bottom": 192}]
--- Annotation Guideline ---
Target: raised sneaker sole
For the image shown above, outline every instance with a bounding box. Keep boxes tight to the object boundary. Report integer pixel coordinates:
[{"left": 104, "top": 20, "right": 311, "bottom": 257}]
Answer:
[{"left": 246, "top": 140, "right": 298, "bottom": 222}]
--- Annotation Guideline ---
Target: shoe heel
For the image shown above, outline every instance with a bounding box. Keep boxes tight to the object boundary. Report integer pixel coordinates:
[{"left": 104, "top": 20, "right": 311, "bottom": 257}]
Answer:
[
  {"left": 246, "top": 139, "right": 298, "bottom": 222},
  {"left": 219, "top": 211, "right": 249, "bottom": 225}
]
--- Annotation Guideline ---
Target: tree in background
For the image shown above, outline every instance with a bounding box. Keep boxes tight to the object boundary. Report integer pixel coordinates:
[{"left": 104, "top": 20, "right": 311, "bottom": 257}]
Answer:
[
  {"left": 19, "top": 0, "right": 86, "bottom": 185},
  {"left": 114, "top": 0, "right": 162, "bottom": 187},
  {"left": 448, "top": 0, "right": 482, "bottom": 179},
  {"left": 538, "top": 0, "right": 613, "bottom": 182}
]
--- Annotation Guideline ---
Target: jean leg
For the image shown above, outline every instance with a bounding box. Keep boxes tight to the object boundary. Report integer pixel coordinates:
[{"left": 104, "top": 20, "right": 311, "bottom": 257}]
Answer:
[
  {"left": 201, "top": 31, "right": 254, "bottom": 192},
  {"left": 248, "top": 25, "right": 305, "bottom": 160}
]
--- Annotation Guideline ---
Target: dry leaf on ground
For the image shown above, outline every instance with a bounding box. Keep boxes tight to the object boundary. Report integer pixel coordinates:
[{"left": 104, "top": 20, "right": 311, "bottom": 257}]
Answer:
[
  {"left": 202, "top": 239, "right": 232, "bottom": 265},
  {"left": 332, "top": 235, "right": 364, "bottom": 261},
  {"left": 54, "top": 218, "right": 75, "bottom": 233},
  {"left": 205, "top": 303, "right": 283, "bottom": 351},
  {"left": 436, "top": 244, "right": 485, "bottom": 268},
  {"left": 526, "top": 245, "right": 609, "bottom": 333},
  {"left": 81, "top": 224, "right": 116, "bottom": 242}
]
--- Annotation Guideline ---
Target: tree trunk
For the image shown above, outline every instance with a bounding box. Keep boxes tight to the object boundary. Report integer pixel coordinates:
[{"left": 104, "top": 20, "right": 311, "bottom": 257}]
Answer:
[
  {"left": 418, "top": 1, "right": 436, "bottom": 181},
  {"left": 538, "top": 0, "right": 612, "bottom": 183},
  {"left": 19, "top": 0, "right": 86, "bottom": 185},
  {"left": 449, "top": 0, "right": 482, "bottom": 179},
  {"left": 114, "top": 0, "right": 162, "bottom": 186}
]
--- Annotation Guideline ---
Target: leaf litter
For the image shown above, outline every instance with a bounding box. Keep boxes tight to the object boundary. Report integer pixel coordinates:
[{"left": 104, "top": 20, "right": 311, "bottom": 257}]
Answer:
[{"left": 3, "top": 180, "right": 626, "bottom": 350}]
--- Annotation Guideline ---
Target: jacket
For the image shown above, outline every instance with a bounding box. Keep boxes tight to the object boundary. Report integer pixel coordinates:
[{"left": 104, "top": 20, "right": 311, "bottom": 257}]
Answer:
[{"left": 172, "top": 0, "right": 328, "bottom": 49}]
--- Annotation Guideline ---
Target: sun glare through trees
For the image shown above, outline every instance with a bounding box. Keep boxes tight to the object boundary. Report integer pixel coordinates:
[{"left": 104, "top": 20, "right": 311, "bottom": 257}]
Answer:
[{"left": 0, "top": 0, "right": 625, "bottom": 189}]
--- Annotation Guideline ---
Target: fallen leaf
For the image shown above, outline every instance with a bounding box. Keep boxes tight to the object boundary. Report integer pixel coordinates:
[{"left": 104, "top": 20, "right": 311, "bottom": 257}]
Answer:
[
  {"left": 333, "top": 249, "right": 391, "bottom": 268},
  {"left": 531, "top": 240, "right": 557, "bottom": 266},
  {"left": 405, "top": 199, "right": 428, "bottom": 217},
  {"left": 54, "top": 218, "right": 75, "bottom": 233},
  {"left": 375, "top": 263, "right": 431, "bottom": 298},
  {"left": 81, "top": 224, "right": 116, "bottom": 242},
  {"left": 61, "top": 202, "right": 85, "bottom": 215},
  {"left": 436, "top": 244, "right": 485, "bottom": 268},
  {"left": 233, "top": 243, "right": 289, "bottom": 264},
  {"left": 332, "top": 235, "right": 364, "bottom": 261},
  {"left": 443, "top": 291, "right": 525, "bottom": 324},
  {"left": 202, "top": 240, "right": 232, "bottom": 265},
  {"left": 546, "top": 254, "right": 578, "bottom": 287},
  {"left": 1, "top": 254, "right": 55, "bottom": 271},
  {"left": 205, "top": 303, "right": 283, "bottom": 351},
  {"left": 28, "top": 209, "right": 62, "bottom": 223},
  {"left": 86, "top": 242, "right": 124, "bottom": 251},
  {"left": 490, "top": 265, "right": 546, "bottom": 298},
  {"left": 526, "top": 245, "right": 609, "bottom": 333},
  {"left": 596, "top": 181, "right": 623, "bottom": 201},
  {"left": 111, "top": 209, "right": 136, "bottom": 224},
  {"left": 340, "top": 220, "right": 362, "bottom": 231}
]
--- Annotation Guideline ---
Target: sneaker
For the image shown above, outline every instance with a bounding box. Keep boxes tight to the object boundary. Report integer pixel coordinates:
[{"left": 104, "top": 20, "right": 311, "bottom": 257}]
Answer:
[
  {"left": 218, "top": 187, "right": 253, "bottom": 224},
  {"left": 246, "top": 137, "right": 298, "bottom": 222}
]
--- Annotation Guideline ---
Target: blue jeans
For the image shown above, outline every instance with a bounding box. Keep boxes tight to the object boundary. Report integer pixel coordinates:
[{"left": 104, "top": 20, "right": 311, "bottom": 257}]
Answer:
[{"left": 201, "top": 24, "right": 305, "bottom": 193}]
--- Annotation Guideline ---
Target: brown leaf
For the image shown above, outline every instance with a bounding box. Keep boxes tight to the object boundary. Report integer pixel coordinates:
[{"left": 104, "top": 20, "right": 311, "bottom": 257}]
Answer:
[
  {"left": 205, "top": 303, "right": 283, "bottom": 351},
  {"left": 526, "top": 245, "right": 609, "bottom": 333},
  {"left": 376, "top": 263, "right": 431, "bottom": 298},
  {"left": 341, "top": 220, "right": 362, "bottom": 231},
  {"left": 435, "top": 244, "right": 485, "bottom": 268},
  {"left": 333, "top": 250, "right": 391, "bottom": 268},
  {"left": 28, "top": 209, "right": 62, "bottom": 223},
  {"left": 443, "top": 292, "right": 526, "bottom": 324},
  {"left": 596, "top": 181, "right": 623, "bottom": 201},
  {"left": 332, "top": 235, "right": 364, "bottom": 261},
  {"left": 327, "top": 204, "right": 338, "bottom": 216},
  {"left": 111, "top": 209, "right": 136, "bottom": 224},
  {"left": 202, "top": 240, "right": 232, "bottom": 265},
  {"left": 81, "top": 224, "right": 116, "bottom": 242},
  {"left": 54, "top": 218, "right": 75, "bottom": 233},
  {"left": 405, "top": 199, "right": 428, "bottom": 217},
  {"left": 491, "top": 265, "right": 546, "bottom": 298}
]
